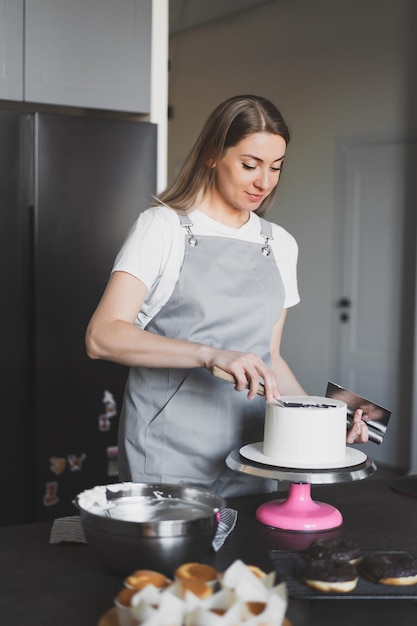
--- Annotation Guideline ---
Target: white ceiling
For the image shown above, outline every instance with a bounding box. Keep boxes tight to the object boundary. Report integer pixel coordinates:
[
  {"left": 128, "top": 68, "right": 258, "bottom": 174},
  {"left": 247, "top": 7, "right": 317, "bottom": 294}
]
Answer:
[{"left": 169, "top": 0, "right": 272, "bottom": 35}]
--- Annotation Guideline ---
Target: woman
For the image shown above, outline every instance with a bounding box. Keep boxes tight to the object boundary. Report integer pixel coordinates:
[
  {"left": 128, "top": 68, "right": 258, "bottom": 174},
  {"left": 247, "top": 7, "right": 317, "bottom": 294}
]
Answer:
[{"left": 86, "top": 95, "right": 367, "bottom": 497}]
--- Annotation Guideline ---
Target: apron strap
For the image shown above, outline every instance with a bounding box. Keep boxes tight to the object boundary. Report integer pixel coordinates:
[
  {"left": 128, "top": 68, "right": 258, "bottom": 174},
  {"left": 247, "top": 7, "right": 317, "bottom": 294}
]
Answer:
[
  {"left": 178, "top": 213, "right": 198, "bottom": 247},
  {"left": 259, "top": 217, "right": 273, "bottom": 239},
  {"left": 178, "top": 214, "right": 194, "bottom": 228},
  {"left": 259, "top": 217, "right": 273, "bottom": 256}
]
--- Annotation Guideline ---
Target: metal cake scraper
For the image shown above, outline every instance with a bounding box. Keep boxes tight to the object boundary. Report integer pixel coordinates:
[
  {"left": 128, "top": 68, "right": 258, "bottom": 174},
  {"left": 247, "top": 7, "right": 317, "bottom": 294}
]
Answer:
[{"left": 326, "top": 381, "right": 392, "bottom": 444}]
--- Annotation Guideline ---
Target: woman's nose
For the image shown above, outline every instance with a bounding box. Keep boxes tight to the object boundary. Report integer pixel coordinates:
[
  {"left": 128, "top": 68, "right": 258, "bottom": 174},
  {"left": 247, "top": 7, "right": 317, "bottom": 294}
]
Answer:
[{"left": 254, "top": 169, "right": 271, "bottom": 189}]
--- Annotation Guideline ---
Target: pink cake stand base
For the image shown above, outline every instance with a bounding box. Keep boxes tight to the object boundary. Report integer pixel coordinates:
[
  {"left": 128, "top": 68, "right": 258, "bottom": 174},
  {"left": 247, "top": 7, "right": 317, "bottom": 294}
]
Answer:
[{"left": 256, "top": 482, "right": 343, "bottom": 532}]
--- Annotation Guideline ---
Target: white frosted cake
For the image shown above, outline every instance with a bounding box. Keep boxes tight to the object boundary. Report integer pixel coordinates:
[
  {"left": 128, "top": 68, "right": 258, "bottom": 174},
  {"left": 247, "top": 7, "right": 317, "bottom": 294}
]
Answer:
[{"left": 263, "top": 396, "right": 347, "bottom": 467}]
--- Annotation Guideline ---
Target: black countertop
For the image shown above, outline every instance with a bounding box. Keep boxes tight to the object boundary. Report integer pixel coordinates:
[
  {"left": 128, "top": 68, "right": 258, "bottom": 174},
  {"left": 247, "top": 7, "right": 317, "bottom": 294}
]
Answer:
[{"left": 1, "top": 477, "right": 417, "bottom": 626}]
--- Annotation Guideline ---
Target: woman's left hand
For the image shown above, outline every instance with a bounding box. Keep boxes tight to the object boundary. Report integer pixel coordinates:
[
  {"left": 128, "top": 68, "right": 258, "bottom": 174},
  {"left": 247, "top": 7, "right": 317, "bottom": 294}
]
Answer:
[{"left": 346, "top": 408, "right": 369, "bottom": 444}]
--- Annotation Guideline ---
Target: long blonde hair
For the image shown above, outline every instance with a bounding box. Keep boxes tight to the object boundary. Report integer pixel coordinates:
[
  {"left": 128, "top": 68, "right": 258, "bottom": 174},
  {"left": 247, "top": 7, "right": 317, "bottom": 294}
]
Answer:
[{"left": 154, "top": 95, "right": 290, "bottom": 216}]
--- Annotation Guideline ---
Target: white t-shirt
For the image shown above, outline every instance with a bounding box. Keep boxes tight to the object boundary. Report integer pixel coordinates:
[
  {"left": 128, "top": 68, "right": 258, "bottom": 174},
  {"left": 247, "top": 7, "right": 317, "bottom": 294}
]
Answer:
[{"left": 112, "top": 205, "right": 300, "bottom": 329}]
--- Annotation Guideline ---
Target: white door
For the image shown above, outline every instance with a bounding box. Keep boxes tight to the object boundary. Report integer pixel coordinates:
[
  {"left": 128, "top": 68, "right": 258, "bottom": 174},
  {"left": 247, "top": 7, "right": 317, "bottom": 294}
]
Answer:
[{"left": 332, "top": 137, "right": 416, "bottom": 469}]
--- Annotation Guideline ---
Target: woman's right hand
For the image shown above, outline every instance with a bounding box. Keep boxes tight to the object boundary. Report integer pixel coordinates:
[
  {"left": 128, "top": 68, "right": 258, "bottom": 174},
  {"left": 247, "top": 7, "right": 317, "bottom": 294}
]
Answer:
[{"left": 207, "top": 350, "right": 280, "bottom": 402}]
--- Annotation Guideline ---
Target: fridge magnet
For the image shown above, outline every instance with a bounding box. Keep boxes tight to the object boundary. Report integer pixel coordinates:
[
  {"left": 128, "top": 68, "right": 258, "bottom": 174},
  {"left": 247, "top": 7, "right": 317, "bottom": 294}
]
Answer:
[
  {"left": 43, "top": 481, "right": 60, "bottom": 506},
  {"left": 67, "top": 453, "right": 86, "bottom": 472},
  {"left": 49, "top": 456, "right": 67, "bottom": 475},
  {"left": 98, "top": 389, "right": 117, "bottom": 432},
  {"left": 106, "top": 446, "right": 119, "bottom": 477}
]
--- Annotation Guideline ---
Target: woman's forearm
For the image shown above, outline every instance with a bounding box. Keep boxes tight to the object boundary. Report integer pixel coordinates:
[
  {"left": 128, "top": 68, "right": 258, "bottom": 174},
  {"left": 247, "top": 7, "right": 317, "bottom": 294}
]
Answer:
[
  {"left": 86, "top": 317, "right": 281, "bottom": 401},
  {"left": 86, "top": 318, "right": 214, "bottom": 369},
  {"left": 86, "top": 271, "right": 282, "bottom": 400}
]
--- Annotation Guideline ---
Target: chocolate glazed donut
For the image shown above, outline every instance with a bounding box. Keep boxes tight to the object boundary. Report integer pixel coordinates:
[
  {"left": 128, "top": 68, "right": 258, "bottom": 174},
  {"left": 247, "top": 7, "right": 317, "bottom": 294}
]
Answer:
[
  {"left": 307, "top": 538, "right": 362, "bottom": 565},
  {"left": 361, "top": 552, "right": 417, "bottom": 585},
  {"left": 304, "top": 560, "right": 359, "bottom": 593}
]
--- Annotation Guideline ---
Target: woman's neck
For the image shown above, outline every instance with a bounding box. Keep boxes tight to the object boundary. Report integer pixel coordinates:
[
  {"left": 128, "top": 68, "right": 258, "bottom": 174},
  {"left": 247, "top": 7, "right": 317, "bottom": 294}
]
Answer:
[{"left": 197, "top": 196, "right": 250, "bottom": 228}]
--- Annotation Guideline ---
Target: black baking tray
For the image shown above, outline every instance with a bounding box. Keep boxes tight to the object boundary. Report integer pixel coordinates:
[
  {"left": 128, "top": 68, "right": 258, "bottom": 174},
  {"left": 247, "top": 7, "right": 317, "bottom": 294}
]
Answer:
[{"left": 269, "top": 550, "right": 417, "bottom": 599}]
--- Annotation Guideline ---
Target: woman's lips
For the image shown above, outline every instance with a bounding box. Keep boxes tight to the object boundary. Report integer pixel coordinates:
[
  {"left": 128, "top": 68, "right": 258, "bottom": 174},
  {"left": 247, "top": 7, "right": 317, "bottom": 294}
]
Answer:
[{"left": 246, "top": 192, "right": 263, "bottom": 203}]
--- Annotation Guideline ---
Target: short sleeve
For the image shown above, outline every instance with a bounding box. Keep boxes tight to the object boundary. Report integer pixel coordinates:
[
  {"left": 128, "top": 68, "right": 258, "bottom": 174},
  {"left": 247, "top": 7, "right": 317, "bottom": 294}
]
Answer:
[
  {"left": 111, "top": 207, "right": 185, "bottom": 327},
  {"left": 112, "top": 209, "right": 163, "bottom": 289}
]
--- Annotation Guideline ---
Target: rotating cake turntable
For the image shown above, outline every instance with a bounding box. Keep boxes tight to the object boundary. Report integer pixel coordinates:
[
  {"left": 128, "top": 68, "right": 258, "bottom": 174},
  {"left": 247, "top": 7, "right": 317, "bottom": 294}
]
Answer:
[
  {"left": 211, "top": 373, "right": 378, "bottom": 532},
  {"left": 226, "top": 445, "right": 376, "bottom": 532}
]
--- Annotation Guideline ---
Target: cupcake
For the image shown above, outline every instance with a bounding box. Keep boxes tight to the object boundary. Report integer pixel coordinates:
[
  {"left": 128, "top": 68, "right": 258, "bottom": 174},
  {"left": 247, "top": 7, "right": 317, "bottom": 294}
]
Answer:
[
  {"left": 175, "top": 563, "right": 218, "bottom": 587},
  {"left": 124, "top": 569, "right": 171, "bottom": 590}
]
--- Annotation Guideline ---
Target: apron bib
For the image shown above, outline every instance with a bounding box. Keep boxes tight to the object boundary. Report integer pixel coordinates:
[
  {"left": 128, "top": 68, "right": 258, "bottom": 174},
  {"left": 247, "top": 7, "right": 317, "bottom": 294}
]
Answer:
[{"left": 118, "top": 213, "right": 285, "bottom": 496}]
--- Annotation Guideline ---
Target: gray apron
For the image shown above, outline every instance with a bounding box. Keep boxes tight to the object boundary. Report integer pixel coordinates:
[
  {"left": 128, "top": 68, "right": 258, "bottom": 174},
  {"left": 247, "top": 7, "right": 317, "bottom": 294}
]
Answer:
[{"left": 118, "top": 213, "right": 285, "bottom": 497}]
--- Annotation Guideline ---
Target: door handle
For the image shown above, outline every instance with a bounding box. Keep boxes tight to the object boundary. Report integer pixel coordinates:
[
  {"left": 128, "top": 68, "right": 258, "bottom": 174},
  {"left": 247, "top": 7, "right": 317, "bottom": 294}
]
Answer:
[{"left": 337, "top": 297, "right": 351, "bottom": 308}]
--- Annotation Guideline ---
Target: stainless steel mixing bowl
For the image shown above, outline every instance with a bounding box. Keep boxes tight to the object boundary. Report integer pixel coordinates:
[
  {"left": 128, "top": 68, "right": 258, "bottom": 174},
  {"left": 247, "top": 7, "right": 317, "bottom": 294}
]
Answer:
[{"left": 74, "top": 482, "right": 225, "bottom": 576}]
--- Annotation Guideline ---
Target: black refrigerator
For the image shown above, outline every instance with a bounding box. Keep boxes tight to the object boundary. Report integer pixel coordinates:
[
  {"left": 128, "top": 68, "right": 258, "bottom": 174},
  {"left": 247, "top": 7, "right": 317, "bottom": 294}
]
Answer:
[{"left": 1, "top": 110, "right": 157, "bottom": 525}]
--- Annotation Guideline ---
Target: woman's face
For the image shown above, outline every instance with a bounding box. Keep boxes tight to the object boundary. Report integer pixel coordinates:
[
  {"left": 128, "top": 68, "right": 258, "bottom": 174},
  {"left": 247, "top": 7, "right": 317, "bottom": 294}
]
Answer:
[{"left": 212, "top": 132, "right": 287, "bottom": 214}]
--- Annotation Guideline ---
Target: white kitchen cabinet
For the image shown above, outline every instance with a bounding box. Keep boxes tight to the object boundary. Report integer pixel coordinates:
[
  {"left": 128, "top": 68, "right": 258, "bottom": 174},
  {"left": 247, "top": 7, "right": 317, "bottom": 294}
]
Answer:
[
  {"left": 0, "top": 0, "right": 24, "bottom": 100},
  {"left": 25, "top": 0, "right": 152, "bottom": 113},
  {"left": 0, "top": 0, "right": 153, "bottom": 113}
]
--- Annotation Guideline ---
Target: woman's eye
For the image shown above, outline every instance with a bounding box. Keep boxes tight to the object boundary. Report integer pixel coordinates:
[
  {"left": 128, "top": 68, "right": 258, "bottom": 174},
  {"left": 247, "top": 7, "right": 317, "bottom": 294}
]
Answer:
[
  {"left": 271, "top": 167, "right": 281, "bottom": 172},
  {"left": 242, "top": 163, "right": 256, "bottom": 170}
]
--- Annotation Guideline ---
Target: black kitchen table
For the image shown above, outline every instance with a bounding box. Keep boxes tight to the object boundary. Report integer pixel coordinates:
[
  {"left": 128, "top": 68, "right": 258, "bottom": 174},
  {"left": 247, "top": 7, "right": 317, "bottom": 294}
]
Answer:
[{"left": 1, "top": 477, "right": 417, "bottom": 626}]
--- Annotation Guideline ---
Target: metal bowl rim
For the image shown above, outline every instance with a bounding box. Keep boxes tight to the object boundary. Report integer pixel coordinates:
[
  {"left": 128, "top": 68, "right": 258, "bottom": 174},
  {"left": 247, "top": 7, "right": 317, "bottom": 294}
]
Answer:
[{"left": 74, "top": 481, "right": 225, "bottom": 530}]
